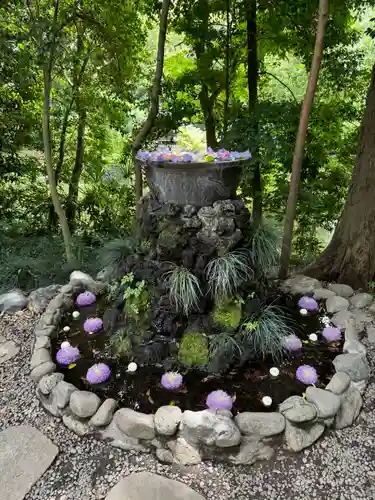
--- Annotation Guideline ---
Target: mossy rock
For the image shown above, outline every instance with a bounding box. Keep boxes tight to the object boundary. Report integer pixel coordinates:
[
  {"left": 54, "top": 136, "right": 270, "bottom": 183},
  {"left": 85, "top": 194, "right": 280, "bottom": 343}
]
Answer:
[
  {"left": 178, "top": 332, "right": 209, "bottom": 367},
  {"left": 211, "top": 300, "right": 242, "bottom": 329}
]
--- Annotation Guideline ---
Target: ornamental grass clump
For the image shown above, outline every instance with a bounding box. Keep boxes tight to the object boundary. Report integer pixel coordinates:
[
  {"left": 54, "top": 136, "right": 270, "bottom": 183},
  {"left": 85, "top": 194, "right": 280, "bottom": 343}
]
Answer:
[
  {"left": 165, "top": 265, "right": 202, "bottom": 316},
  {"left": 246, "top": 220, "right": 281, "bottom": 275},
  {"left": 205, "top": 250, "right": 253, "bottom": 300}
]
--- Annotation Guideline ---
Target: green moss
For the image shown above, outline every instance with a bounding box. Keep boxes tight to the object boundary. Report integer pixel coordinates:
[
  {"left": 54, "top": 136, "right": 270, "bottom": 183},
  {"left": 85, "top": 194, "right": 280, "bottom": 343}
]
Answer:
[
  {"left": 178, "top": 332, "right": 209, "bottom": 367},
  {"left": 212, "top": 300, "right": 242, "bottom": 329}
]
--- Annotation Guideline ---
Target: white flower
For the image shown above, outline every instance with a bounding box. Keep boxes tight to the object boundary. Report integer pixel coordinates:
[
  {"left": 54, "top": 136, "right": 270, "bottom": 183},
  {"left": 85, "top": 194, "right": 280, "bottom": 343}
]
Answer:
[
  {"left": 72, "top": 311, "right": 80, "bottom": 319},
  {"left": 63, "top": 326, "right": 70, "bottom": 332},
  {"left": 127, "top": 362, "right": 138, "bottom": 373},
  {"left": 300, "top": 308, "right": 308, "bottom": 316},
  {"left": 61, "top": 341, "right": 71, "bottom": 349},
  {"left": 309, "top": 333, "right": 318, "bottom": 342},
  {"left": 262, "top": 396, "right": 272, "bottom": 407},
  {"left": 269, "top": 367, "right": 280, "bottom": 377}
]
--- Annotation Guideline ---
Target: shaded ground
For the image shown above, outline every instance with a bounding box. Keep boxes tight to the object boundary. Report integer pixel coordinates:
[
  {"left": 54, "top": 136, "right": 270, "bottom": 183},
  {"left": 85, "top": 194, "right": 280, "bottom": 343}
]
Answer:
[{"left": 1, "top": 311, "right": 375, "bottom": 500}]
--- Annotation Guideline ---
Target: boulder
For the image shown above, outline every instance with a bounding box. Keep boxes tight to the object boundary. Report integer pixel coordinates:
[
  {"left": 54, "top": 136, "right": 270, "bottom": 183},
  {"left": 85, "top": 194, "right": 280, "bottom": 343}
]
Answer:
[
  {"left": 34, "top": 336, "right": 51, "bottom": 351},
  {"left": 328, "top": 283, "right": 354, "bottom": 298},
  {"left": 352, "top": 379, "right": 367, "bottom": 395},
  {"left": 325, "top": 372, "right": 351, "bottom": 395},
  {"left": 69, "top": 390, "right": 101, "bottom": 418},
  {"left": 305, "top": 387, "right": 341, "bottom": 419},
  {"left": 0, "top": 341, "right": 20, "bottom": 364},
  {"left": 334, "top": 383, "right": 362, "bottom": 430},
  {"left": 38, "top": 373, "right": 64, "bottom": 396},
  {"left": 235, "top": 412, "right": 285, "bottom": 437},
  {"left": 182, "top": 409, "right": 241, "bottom": 448},
  {"left": 69, "top": 270, "right": 95, "bottom": 286},
  {"left": 0, "top": 289, "right": 27, "bottom": 313},
  {"left": 62, "top": 414, "right": 89, "bottom": 437},
  {"left": 114, "top": 408, "right": 155, "bottom": 440},
  {"left": 281, "top": 275, "right": 322, "bottom": 295},
  {"left": 283, "top": 404, "right": 317, "bottom": 424},
  {"left": 231, "top": 437, "right": 274, "bottom": 465},
  {"left": 349, "top": 293, "right": 373, "bottom": 309},
  {"left": 154, "top": 406, "right": 182, "bottom": 436},
  {"left": 30, "top": 348, "right": 51, "bottom": 370},
  {"left": 174, "top": 437, "right": 202, "bottom": 466},
  {"left": 90, "top": 399, "right": 118, "bottom": 427},
  {"left": 326, "top": 296, "right": 349, "bottom": 314},
  {"left": 100, "top": 420, "right": 146, "bottom": 452},
  {"left": 313, "top": 288, "right": 336, "bottom": 300},
  {"left": 333, "top": 353, "right": 369, "bottom": 382},
  {"left": 30, "top": 361, "right": 56, "bottom": 382},
  {"left": 53, "top": 381, "right": 77, "bottom": 409},
  {"left": 284, "top": 420, "right": 325, "bottom": 452},
  {"left": 343, "top": 340, "right": 366, "bottom": 356},
  {"left": 28, "top": 284, "right": 61, "bottom": 314}
]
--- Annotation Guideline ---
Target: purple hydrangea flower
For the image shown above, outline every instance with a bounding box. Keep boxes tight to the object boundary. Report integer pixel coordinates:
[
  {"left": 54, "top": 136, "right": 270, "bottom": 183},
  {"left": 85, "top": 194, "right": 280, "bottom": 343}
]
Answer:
[
  {"left": 76, "top": 291, "right": 96, "bottom": 307},
  {"left": 83, "top": 317, "right": 103, "bottom": 334},
  {"left": 322, "top": 326, "right": 342, "bottom": 343},
  {"left": 296, "top": 365, "right": 318, "bottom": 385},
  {"left": 206, "top": 390, "right": 233, "bottom": 411},
  {"left": 161, "top": 372, "right": 183, "bottom": 390},
  {"left": 298, "top": 296, "right": 318, "bottom": 311},
  {"left": 284, "top": 334, "right": 303, "bottom": 352},
  {"left": 182, "top": 154, "right": 193, "bottom": 162},
  {"left": 56, "top": 345, "right": 80, "bottom": 365},
  {"left": 86, "top": 363, "right": 111, "bottom": 384}
]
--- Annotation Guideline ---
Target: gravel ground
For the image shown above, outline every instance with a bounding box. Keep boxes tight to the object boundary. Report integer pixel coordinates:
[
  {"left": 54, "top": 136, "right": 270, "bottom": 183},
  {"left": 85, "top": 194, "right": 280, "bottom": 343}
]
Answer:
[{"left": 1, "top": 311, "right": 375, "bottom": 500}]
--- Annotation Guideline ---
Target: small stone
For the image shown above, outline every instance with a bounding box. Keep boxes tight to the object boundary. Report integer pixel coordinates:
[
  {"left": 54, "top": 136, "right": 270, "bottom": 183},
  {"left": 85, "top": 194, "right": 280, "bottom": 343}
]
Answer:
[
  {"left": 100, "top": 420, "right": 146, "bottom": 452},
  {"left": 326, "top": 296, "right": 349, "bottom": 313},
  {"left": 0, "top": 289, "right": 27, "bottom": 313},
  {"left": 156, "top": 448, "right": 174, "bottom": 463},
  {"left": 114, "top": 408, "right": 155, "bottom": 440},
  {"left": 231, "top": 437, "right": 274, "bottom": 465},
  {"left": 325, "top": 372, "right": 351, "bottom": 395},
  {"left": 284, "top": 420, "right": 325, "bottom": 452},
  {"left": 28, "top": 284, "right": 61, "bottom": 314},
  {"left": 34, "top": 336, "right": 51, "bottom": 350},
  {"left": 62, "top": 414, "right": 89, "bottom": 437},
  {"left": 30, "top": 348, "right": 51, "bottom": 370},
  {"left": 279, "top": 395, "right": 305, "bottom": 413},
  {"left": 281, "top": 275, "right": 322, "bottom": 295},
  {"left": 90, "top": 399, "right": 118, "bottom": 427},
  {"left": 283, "top": 404, "right": 317, "bottom": 423},
  {"left": 182, "top": 409, "right": 241, "bottom": 447},
  {"left": 333, "top": 353, "right": 369, "bottom": 382},
  {"left": 328, "top": 283, "right": 354, "bottom": 298},
  {"left": 313, "top": 288, "right": 336, "bottom": 300},
  {"left": 53, "top": 381, "right": 77, "bottom": 409},
  {"left": 334, "top": 383, "right": 362, "bottom": 430},
  {"left": 69, "top": 390, "right": 101, "bottom": 418},
  {"left": 349, "top": 293, "right": 373, "bottom": 309},
  {"left": 343, "top": 339, "right": 366, "bottom": 356},
  {"left": 38, "top": 373, "right": 64, "bottom": 396},
  {"left": 235, "top": 412, "right": 285, "bottom": 437},
  {"left": 174, "top": 437, "right": 202, "bottom": 466},
  {"left": 30, "top": 361, "right": 56, "bottom": 382},
  {"left": 154, "top": 406, "right": 182, "bottom": 436},
  {"left": 69, "top": 270, "right": 95, "bottom": 286},
  {"left": 306, "top": 387, "right": 341, "bottom": 419},
  {"left": 34, "top": 325, "right": 55, "bottom": 338}
]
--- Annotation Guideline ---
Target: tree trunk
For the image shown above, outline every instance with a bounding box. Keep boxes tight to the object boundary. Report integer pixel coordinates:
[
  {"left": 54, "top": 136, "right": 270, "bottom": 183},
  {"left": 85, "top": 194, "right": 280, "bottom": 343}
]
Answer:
[
  {"left": 223, "top": 0, "right": 231, "bottom": 139},
  {"left": 279, "top": 0, "right": 329, "bottom": 279},
  {"left": 43, "top": 69, "right": 75, "bottom": 265},
  {"left": 199, "top": 87, "right": 217, "bottom": 149},
  {"left": 304, "top": 60, "right": 375, "bottom": 289},
  {"left": 132, "top": 0, "right": 171, "bottom": 210},
  {"left": 246, "top": 0, "right": 261, "bottom": 225},
  {"left": 66, "top": 109, "right": 86, "bottom": 232}
]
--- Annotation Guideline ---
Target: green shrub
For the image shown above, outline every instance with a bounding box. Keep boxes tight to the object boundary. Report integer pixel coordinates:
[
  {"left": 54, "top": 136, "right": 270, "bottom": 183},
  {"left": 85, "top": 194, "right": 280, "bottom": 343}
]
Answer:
[
  {"left": 246, "top": 219, "right": 281, "bottom": 275},
  {"left": 178, "top": 332, "right": 209, "bottom": 367},
  {"left": 121, "top": 272, "right": 149, "bottom": 320}
]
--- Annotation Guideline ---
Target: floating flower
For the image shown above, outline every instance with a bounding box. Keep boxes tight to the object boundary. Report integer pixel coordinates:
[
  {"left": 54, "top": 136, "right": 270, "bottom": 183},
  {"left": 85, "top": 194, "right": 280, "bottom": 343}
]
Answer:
[
  {"left": 56, "top": 345, "right": 80, "bottom": 365},
  {"left": 72, "top": 311, "right": 80, "bottom": 319},
  {"left": 161, "top": 372, "right": 183, "bottom": 391},
  {"left": 206, "top": 390, "right": 233, "bottom": 411},
  {"left": 296, "top": 365, "right": 318, "bottom": 385},
  {"left": 86, "top": 363, "right": 111, "bottom": 384},
  {"left": 300, "top": 308, "right": 308, "bottom": 316},
  {"left": 83, "top": 317, "right": 103, "bottom": 334},
  {"left": 127, "top": 362, "right": 138, "bottom": 373},
  {"left": 269, "top": 367, "right": 280, "bottom": 378},
  {"left": 308, "top": 333, "right": 318, "bottom": 342},
  {"left": 61, "top": 341, "right": 71, "bottom": 349},
  {"left": 63, "top": 326, "right": 70, "bottom": 333},
  {"left": 298, "top": 296, "right": 318, "bottom": 311},
  {"left": 262, "top": 396, "right": 272, "bottom": 407},
  {"left": 136, "top": 148, "right": 252, "bottom": 164},
  {"left": 284, "top": 334, "right": 302, "bottom": 352},
  {"left": 322, "top": 326, "right": 342, "bottom": 343},
  {"left": 76, "top": 291, "right": 96, "bottom": 307}
]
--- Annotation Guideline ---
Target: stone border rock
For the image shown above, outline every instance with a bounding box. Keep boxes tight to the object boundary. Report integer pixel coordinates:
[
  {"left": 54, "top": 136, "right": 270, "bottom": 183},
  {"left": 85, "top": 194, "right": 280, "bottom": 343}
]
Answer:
[{"left": 30, "top": 272, "right": 370, "bottom": 466}]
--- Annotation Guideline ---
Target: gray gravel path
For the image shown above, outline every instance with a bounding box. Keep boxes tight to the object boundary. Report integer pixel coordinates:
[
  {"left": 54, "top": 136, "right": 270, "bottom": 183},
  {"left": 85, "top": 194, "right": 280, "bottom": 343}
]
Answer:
[{"left": 1, "top": 311, "right": 375, "bottom": 500}]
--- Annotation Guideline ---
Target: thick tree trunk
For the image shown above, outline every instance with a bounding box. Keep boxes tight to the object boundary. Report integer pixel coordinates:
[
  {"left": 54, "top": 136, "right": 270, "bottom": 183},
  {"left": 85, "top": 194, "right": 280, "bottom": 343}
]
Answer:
[
  {"left": 279, "top": 0, "right": 329, "bottom": 278},
  {"left": 246, "top": 0, "right": 261, "bottom": 225},
  {"left": 66, "top": 109, "right": 86, "bottom": 232},
  {"left": 199, "top": 87, "right": 217, "bottom": 149},
  {"left": 304, "top": 61, "right": 375, "bottom": 289},
  {"left": 132, "top": 0, "right": 171, "bottom": 210},
  {"left": 223, "top": 0, "right": 231, "bottom": 138}
]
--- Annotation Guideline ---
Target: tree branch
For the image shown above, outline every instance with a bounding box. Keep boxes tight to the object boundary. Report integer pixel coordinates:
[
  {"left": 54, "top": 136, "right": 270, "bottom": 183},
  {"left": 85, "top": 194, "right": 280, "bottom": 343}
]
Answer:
[{"left": 260, "top": 71, "right": 299, "bottom": 104}]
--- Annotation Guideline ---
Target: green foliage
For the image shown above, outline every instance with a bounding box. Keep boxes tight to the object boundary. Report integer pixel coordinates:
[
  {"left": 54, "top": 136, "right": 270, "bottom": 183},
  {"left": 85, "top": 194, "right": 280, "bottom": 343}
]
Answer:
[
  {"left": 246, "top": 220, "right": 281, "bottom": 275},
  {"left": 178, "top": 332, "right": 209, "bottom": 367},
  {"left": 110, "top": 328, "right": 132, "bottom": 358},
  {"left": 205, "top": 250, "right": 253, "bottom": 300},
  {"left": 239, "top": 304, "right": 294, "bottom": 363},
  {"left": 165, "top": 266, "right": 202, "bottom": 316},
  {"left": 121, "top": 272, "right": 149, "bottom": 319},
  {"left": 211, "top": 299, "right": 243, "bottom": 329}
]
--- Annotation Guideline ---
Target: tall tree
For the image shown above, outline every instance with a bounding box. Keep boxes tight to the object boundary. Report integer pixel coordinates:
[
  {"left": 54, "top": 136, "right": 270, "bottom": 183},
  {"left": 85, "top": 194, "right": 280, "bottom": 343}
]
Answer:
[
  {"left": 279, "top": 0, "right": 329, "bottom": 278},
  {"left": 305, "top": 59, "right": 375, "bottom": 288}
]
